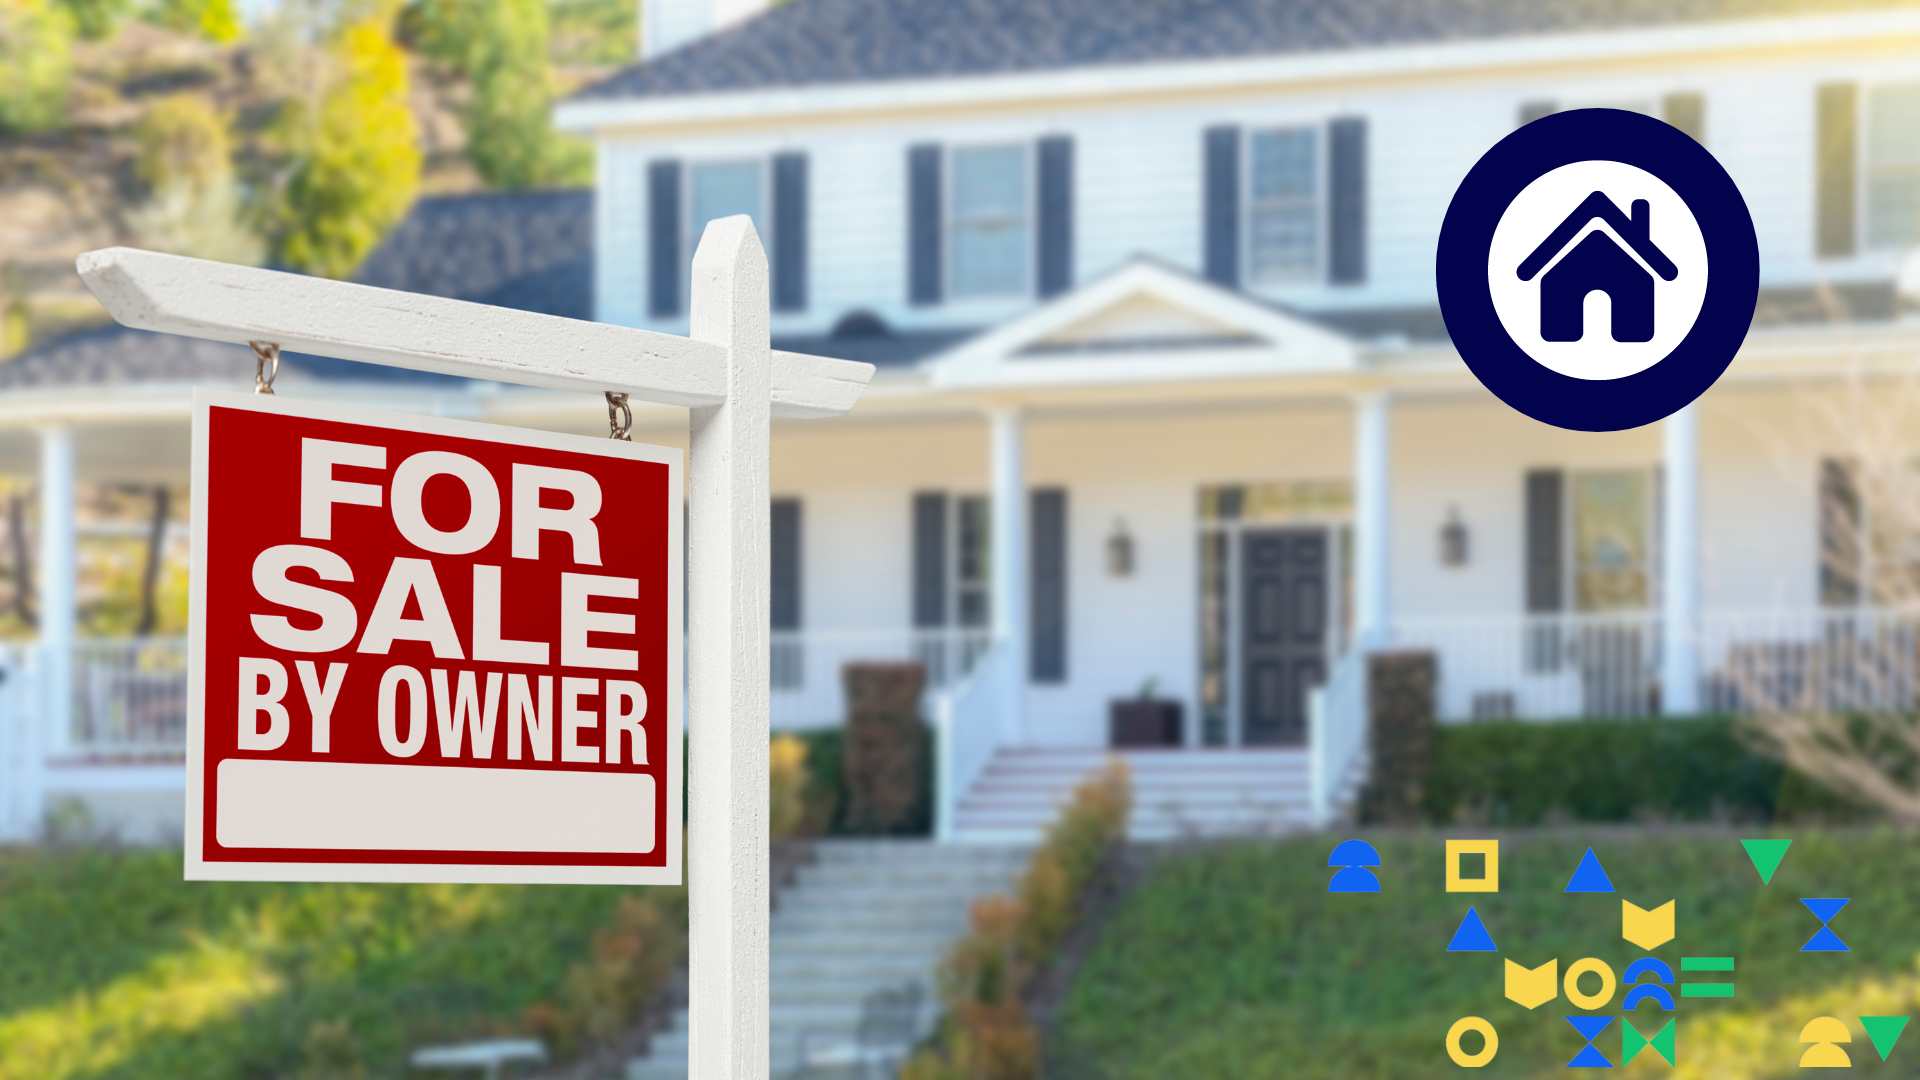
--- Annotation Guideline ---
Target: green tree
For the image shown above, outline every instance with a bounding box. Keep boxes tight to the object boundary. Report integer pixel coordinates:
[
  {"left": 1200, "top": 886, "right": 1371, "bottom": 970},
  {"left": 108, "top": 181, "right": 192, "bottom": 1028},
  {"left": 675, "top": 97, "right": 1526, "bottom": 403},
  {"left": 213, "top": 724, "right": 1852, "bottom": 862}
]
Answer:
[
  {"left": 0, "top": 0, "right": 76, "bottom": 134},
  {"left": 411, "top": 0, "right": 591, "bottom": 188},
  {"left": 55, "top": 0, "right": 131, "bottom": 39},
  {"left": 269, "top": 17, "right": 421, "bottom": 278},
  {"left": 129, "top": 95, "right": 263, "bottom": 263},
  {"left": 150, "top": 0, "right": 242, "bottom": 42}
]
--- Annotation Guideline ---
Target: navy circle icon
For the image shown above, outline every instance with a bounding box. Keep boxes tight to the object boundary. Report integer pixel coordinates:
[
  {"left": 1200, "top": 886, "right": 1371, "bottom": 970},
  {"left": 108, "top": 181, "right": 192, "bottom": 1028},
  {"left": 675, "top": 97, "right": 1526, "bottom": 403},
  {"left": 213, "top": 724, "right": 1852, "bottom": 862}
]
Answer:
[{"left": 1436, "top": 109, "right": 1759, "bottom": 432}]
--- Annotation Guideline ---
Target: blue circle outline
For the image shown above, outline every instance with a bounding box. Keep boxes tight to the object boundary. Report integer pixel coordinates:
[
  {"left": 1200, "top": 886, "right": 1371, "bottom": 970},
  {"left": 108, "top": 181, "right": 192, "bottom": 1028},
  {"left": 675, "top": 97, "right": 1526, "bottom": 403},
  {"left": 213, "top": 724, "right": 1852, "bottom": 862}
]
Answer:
[{"left": 1436, "top": 109, "right": 1760, "bottom": 432}]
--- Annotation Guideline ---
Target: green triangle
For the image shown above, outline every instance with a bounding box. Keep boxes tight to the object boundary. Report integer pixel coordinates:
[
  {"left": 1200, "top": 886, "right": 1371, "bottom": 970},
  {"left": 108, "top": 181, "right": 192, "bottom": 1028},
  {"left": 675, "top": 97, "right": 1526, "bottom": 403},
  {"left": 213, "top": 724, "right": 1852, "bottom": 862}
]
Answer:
[
  {"left": 1741, "top": 839, "right": 1791, "bottom": 885},
  {"left": 1622, "top": 1017, "right": 1676, "bottom": 1066},
  {"left": 1861, "top": 1015, "right": 1909, "bottom": 1061}
]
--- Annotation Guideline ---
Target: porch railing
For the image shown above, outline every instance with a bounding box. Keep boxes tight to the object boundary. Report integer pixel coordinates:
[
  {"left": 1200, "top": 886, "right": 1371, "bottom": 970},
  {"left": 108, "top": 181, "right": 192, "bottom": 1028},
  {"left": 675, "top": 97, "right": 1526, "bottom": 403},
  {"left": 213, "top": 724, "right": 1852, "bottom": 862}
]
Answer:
[
  {"left": 1389, "top": 607, "right": 1920, "bottom": 722},
  {"left": 770, "top": 627, "right": 993, "bottom": 730},
  {"left": 1307, "top": 635, "right": 1372, "bottom": 825},
  {"left": 65, "top": 637, "right": 190, "bottom": 758},
  {"left": 931, "top": 638, "right": 1012, "bottom": 842}
]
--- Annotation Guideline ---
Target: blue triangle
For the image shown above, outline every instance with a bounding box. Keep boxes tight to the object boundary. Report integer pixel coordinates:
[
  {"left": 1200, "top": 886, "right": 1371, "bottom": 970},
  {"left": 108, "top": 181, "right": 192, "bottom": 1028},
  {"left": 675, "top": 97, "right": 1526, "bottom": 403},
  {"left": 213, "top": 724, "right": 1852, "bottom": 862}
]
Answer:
[
  {"left": 1801, "top": 898, "right": 1851, "bottom": 952},
  {"left": 1565, "top": 847, "right": 1615, "bottom": 893},
  {"left": 1448, "top": 906, "right": 1498, "bottom": 952},
  {"left": 1565, "top": 1016, "right": 1616, "bottom": 1068}
]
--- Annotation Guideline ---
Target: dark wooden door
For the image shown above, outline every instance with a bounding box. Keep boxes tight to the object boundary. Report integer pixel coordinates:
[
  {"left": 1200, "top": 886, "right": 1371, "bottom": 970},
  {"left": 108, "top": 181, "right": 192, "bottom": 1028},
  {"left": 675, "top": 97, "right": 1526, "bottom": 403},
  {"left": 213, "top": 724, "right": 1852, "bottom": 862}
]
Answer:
[{"left": 1240, "top": 528, "right": 1330, "bottom": 746}]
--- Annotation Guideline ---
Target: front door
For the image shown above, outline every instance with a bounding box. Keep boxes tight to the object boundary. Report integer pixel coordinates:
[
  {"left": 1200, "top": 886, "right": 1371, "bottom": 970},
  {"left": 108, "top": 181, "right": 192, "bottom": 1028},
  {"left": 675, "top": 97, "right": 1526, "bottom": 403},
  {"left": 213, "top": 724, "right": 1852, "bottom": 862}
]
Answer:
[{"left": 1240, "top": 527, "right": 1330, "bottom": 746}]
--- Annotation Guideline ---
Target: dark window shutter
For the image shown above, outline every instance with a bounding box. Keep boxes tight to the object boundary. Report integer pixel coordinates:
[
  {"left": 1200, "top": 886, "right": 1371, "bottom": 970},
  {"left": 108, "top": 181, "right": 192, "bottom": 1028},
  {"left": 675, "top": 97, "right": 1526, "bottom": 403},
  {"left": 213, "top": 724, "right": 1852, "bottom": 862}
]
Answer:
[
  {"left": 1524, "top": 468, "right": 1565, "bottom": 672},
  {"left": 1820, "top": 457, "right": 1862, "bottom": 605},
  {"left": 1327, "top": 116, "right": 1368, "bottom": 286},
  {"left": 1662, "top": 92, "right": 1706, "bottom": 143},
  {"left": 647, "top": 159, "right": 683, "bottom": 317},
  {"left": 1029, "top": 488, "right": 1067, "bottom": 683},
  {"left": 771, "top": 153, "right": 808, "bottom": 312},
  {"left": 912, "top": 491, "right": 948, "bottom": 628},
  {"left": 771, "top": 498, "right": 802, "bottom": 630},
  {"left": 1036, "top": 135, "right": 1074, "bottom": 298},
  {"left": 1517, "top": 100, "right": 1556, "bottom": 126},
  {"left": 1816, "top": 82, "right": 1859, "bottom": 258},
  {"left": 1203, "top": 125, "right": 1241, "bottom": 287},
  {"left": 908, "top": 144, "right": 943, "bottom": 305}
]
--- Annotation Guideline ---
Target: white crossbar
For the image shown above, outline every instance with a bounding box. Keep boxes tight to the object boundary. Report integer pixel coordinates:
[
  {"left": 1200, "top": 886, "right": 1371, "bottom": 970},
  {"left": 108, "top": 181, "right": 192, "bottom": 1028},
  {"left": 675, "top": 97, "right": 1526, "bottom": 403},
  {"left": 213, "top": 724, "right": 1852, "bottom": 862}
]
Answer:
[{"left": 74, "top": 247, "right": 873, "bottom": 418}]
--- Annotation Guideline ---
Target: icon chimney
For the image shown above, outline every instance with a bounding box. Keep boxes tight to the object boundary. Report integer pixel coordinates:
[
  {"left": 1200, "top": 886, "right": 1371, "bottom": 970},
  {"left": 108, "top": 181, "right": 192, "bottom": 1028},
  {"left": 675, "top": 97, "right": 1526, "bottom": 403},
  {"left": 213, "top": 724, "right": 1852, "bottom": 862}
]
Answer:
[{"left": 1630, "top": 199, "right": 1651, "bottom": 237}]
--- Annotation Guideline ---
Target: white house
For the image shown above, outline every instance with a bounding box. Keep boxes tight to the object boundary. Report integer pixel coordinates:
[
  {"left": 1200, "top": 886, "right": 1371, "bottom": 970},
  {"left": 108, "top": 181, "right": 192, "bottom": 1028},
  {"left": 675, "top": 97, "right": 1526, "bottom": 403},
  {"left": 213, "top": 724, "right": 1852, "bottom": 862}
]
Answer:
[{"left": 3, "top": 0, "right": 1920, "bottom": 845}]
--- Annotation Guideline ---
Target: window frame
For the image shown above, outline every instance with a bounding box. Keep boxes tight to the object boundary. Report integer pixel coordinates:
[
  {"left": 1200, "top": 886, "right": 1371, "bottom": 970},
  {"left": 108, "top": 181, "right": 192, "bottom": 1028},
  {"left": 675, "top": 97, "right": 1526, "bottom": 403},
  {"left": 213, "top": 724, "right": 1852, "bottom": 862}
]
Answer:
[
  {"left": 951, "top": 492, "right": 992, "bottom": 630},
  {"left": 943, "top": 141, "right": 1036, "bottom": 300},
  {"left": 683, "top": 157, "right": 771, "bottom": 273},
  {"left": 1860, "top": 79, "right": 1920, "bottom": 253},
  {"left": 1241, "top": 123, "right": 1327, "bottom": 286},
  {"left": 1562, "top": 466, "right": 1660, "bottom": 614}
]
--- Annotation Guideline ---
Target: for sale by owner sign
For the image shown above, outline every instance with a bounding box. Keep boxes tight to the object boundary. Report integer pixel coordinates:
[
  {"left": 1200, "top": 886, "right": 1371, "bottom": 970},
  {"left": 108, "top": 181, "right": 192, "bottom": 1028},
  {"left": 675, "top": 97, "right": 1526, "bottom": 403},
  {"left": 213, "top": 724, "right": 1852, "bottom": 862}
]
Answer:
[{"left": 186, "top": 392, "right": 682, "bottom": 884}]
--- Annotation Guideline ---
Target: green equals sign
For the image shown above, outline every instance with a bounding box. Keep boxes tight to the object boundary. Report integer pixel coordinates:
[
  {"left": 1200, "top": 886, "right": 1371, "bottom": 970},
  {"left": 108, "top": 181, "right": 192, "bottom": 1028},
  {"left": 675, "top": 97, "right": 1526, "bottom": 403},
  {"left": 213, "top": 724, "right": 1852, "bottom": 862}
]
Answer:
[{"left": 1681, "top": 956, "right": 1736, "bottom": 998}]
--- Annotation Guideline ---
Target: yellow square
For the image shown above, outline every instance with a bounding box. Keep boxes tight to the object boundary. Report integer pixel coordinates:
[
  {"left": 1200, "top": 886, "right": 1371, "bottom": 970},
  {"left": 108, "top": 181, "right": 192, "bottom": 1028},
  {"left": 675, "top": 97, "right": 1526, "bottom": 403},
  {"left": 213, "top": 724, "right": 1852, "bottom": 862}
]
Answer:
[{"left": 1446, "top": 839, "right": 1500, "bottom": 893}]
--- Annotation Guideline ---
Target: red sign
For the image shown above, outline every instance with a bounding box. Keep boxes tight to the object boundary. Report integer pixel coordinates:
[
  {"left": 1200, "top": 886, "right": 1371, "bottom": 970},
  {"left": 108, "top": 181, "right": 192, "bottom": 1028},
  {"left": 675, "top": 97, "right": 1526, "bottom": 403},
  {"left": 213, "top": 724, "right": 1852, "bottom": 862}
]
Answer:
[{"left": 186, "top": 393, "right": 682, "bottom": 884}]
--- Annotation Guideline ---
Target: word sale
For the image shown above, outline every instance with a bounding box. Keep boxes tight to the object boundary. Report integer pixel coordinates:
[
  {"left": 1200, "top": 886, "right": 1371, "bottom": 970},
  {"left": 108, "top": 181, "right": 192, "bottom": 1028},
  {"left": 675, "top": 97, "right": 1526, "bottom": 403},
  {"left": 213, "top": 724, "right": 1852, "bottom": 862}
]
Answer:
[{"left": 235, "top": 436, "right": 652, "bottom": 766}]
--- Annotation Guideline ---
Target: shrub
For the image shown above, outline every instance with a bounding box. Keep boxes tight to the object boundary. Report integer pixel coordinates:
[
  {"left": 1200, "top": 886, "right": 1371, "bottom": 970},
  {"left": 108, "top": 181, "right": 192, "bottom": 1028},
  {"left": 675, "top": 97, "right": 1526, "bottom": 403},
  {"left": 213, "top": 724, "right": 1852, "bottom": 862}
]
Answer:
[
  {"left": 906, "top": 760, "right": 1131, "bottom": 1080},
  {"left": 0, "top": 0, "right": 75, "bottom": 135},
  {"left": 842, "top": 663, "right": 932, "bottom": 834},
  {"left": 1359, "top": 651, "right": 1437, "bottom": 823},
  {"left": 1411, "top": 715, "right": 1866, "bottom": 826},
  {"left": 530, "top": 889, "right": 687, "bottom": 1056},
  {"left": 769, "top": 734, "right": 809, "bottom": 841},
  {"left": 788, "top": 725, "right": 934, "bottom": 837}
]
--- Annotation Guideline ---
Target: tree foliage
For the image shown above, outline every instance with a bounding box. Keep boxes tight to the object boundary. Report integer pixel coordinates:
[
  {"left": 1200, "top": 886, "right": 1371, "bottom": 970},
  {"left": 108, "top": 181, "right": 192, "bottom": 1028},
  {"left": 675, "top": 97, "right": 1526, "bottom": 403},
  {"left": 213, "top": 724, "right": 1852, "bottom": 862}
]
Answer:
[
  {"left": 150, "top": 0, "right": 242, "bottom": 43},
  {"left": 268, "top": 16, "right": 421, "bottom": 278},
  {"left": 410, "top": 0, "right": 590, "bottom": 189},
  {"left": 54, "top": 0, "right": 131, "bottom": 39},
  {"left": 0, "top": 0, "right": 76, "bottom": 135}
]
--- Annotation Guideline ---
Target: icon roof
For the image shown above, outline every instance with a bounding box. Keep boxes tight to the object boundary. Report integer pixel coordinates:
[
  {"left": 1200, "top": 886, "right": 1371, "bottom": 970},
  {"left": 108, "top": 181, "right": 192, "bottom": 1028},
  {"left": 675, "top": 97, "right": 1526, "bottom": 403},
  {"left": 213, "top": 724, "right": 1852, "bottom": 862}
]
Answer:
[
  {"left": 1516, "top": 191, "right": 1679, "bottom": 283},
  {"left": 1328, "top": 838, "right": 1382, "bottom": 867}
]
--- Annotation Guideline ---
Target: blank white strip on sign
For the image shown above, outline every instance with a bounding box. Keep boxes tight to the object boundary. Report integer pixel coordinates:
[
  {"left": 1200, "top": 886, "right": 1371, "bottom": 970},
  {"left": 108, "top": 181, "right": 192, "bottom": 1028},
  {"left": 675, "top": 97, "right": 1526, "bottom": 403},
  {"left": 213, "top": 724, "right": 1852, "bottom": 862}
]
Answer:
[{"left": 216, "top": 759, "right": 656, "bottom": 855}]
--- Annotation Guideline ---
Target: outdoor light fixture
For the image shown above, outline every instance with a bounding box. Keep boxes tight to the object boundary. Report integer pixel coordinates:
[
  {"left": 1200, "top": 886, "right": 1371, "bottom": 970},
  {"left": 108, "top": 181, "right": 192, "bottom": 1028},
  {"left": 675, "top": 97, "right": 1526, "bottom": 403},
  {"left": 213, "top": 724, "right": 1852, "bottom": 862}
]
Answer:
[
  {"left": 1441, "top": 505, "right": 1470, "bottom": 568},
  {"left": 1107, "top": 518, "right": 1136, "bottom": 578}
]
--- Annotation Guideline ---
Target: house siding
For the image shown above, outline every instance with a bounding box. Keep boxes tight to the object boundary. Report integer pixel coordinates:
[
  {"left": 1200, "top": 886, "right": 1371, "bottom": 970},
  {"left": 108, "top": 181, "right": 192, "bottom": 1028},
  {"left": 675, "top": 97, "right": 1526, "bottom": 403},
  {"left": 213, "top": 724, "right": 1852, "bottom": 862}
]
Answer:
[{"left": 594, "top": 47, "right": 1917, "bottom": 334}]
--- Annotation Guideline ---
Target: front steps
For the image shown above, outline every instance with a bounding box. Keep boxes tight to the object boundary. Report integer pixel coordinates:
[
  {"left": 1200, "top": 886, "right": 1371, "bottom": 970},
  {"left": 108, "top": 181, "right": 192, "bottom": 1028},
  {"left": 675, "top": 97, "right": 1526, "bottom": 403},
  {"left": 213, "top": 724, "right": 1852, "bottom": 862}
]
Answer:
[
  {"left": 626, "top": 839, "right": 1028, "bottom": 1079},
  {"left": 951, "top": 747, "right": 1329, "bottom": 842}
]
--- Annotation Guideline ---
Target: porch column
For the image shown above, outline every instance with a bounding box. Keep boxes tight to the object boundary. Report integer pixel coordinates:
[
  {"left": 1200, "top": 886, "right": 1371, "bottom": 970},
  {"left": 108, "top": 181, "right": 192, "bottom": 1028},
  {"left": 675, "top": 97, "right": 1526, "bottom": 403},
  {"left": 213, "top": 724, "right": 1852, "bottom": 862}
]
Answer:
[
  {"left": 989, "top": 407, "right": 1027, "bottom": 742},
  {"left": 38, "top": 425, "right": 76, "bottom": 757},
  {"left": 1353, "top": 392, "right": 1392, "bottom": 646},
  {"left": 1661, "top": 402, "right": 1702, "bottom": 714}
]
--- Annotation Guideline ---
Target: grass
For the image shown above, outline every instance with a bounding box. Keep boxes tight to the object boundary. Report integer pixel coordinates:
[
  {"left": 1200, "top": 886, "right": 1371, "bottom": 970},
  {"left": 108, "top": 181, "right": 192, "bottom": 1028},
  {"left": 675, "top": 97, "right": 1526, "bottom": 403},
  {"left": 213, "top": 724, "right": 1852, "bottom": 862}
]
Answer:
[
  {"left": 0, "top": 846, "right": 684, "bottom": 1079},
  {"left": 1054, "top": 828, "right": 1920, "bottom": 1079}
]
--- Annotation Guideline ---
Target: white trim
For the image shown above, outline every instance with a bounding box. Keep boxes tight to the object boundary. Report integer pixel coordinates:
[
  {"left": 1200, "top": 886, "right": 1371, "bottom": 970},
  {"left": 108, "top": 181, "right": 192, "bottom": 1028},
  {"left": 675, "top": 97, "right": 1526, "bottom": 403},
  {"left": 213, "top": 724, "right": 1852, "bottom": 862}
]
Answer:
[
  {"left": 556, "top": 12, "right": 1920, "bottom": 133},
  {"left": 929, "top": 258, "right": 1358, "bottom": 389},
  {"left": 183, "top": 390, "right": 686, "bottom": 886}
]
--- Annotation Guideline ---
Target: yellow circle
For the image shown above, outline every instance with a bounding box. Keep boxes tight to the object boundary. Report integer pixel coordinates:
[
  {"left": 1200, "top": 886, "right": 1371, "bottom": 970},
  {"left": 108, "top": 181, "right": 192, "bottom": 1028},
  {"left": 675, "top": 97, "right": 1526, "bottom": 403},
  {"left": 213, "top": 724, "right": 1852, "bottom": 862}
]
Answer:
[
  {"left": 1563, "top": 957, "right": 1617, "bottom": 1010},
  {"left": 1446, "top": 1016, "right": 1499, "bottom": 1067}
]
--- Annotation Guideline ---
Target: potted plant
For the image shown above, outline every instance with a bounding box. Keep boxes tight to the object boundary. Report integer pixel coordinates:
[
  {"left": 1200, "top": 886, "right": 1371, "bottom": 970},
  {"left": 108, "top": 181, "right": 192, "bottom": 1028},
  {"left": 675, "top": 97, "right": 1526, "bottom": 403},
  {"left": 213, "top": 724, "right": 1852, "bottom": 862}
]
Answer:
[{"left": 1108, "top": 677, "right": 1183, "bottom": 748}]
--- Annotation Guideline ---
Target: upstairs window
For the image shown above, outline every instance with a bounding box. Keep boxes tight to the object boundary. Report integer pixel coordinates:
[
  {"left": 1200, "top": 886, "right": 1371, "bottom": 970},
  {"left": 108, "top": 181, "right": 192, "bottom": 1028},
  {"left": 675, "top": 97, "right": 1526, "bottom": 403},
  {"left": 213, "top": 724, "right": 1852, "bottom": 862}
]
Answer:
[
  {"left": 1246, "top": 126, "right": 1322, "bottom": 283},
  {"left": 687, "top": 160, "right": 766, "bottom": 255},
  {"left": 948, "top": 144, "right": 1030, "bottom": 298},
  {"left": 1866, "top": 82, "right": 1920, "bottom": 250}
]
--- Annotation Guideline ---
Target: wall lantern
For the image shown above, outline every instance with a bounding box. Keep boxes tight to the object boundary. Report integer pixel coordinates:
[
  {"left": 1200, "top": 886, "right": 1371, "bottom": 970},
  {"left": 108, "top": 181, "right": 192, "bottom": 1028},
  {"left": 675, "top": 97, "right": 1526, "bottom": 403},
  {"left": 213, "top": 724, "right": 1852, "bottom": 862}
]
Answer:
[
  {"left": 1440, "top": 505, "right": 1470, "bottom": 568},
  {"left": 1107, "top": 518, "right": 1136, "bottom": 578}
]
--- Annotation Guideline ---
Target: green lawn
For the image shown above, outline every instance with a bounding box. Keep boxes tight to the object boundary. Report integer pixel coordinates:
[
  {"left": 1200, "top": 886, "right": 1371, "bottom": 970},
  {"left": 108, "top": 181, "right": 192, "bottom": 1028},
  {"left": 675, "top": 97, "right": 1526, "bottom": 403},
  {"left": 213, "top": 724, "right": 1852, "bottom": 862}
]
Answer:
[
  {"left": 1055, "top": 829, "right": 1920, "bottom": 1079},
  {"left": 0, "top": 847, "right": 684, "bottom": 1079}
]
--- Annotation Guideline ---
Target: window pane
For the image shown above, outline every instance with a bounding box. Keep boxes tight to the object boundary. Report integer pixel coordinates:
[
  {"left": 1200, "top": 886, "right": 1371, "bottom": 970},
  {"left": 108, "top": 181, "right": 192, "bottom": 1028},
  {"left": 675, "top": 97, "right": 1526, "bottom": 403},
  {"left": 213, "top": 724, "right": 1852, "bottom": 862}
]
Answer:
[
  {"left": 689, "top": 161, "right": 764, "bottom": 246},
  {"left": 1248, "top": 128, "right": 1318, "bottom": 282},
  {"left": 1571, "top": 471, "right": 1650, "bottom": 611},
  {"left": 949, "top": 145, "right": 1028, "bottom": 297},
  {"left": 1868, "top": 84, "right": 1920, "bottom": 249}
]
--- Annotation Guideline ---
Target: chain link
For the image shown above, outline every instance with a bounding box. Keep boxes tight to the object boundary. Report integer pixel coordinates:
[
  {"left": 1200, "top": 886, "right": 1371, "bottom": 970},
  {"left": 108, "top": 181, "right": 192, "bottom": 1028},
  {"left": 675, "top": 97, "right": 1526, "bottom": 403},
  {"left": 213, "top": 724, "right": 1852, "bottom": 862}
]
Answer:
[
  {"left": 605, "top": 391, "right": 632, "bottom": 441},
  {"left": 249, "top": 341, "right": 280, "bottom": 395}
]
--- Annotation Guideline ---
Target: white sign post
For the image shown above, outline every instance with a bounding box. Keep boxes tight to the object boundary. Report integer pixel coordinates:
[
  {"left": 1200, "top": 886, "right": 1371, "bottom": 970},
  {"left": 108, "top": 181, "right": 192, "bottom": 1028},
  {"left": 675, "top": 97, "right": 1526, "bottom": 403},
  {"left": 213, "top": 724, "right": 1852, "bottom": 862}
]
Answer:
[{"left": 78, "top": 216, "right": 870, "bottom": 1080}]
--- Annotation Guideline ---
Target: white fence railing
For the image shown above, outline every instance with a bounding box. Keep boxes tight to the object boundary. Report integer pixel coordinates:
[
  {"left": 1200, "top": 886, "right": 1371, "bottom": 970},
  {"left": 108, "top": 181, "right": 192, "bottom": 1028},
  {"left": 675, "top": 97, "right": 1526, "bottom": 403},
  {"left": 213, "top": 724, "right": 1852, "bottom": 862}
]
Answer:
[
  {"left": 931, "top": 640, "right": 1012, "bottom": 842},
  {"left": 66, "top": 637, "right": 190, "bottom": 757},
  {"left": 1390, "top": 607, "right": 1920, "bottom": 722},
  {"left": 1307, "top": 638, "right": 1371, "bottom": 825},
  {"left": 770, "top": 627, "right": 991, "bottom": 730}
]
